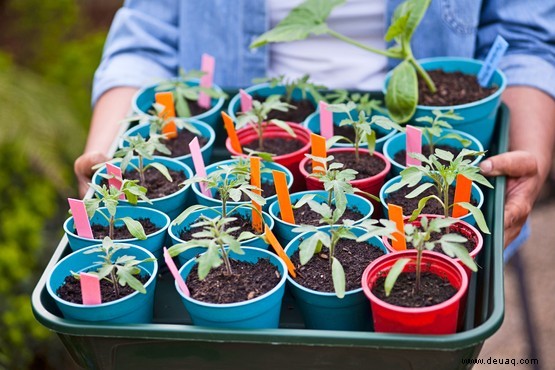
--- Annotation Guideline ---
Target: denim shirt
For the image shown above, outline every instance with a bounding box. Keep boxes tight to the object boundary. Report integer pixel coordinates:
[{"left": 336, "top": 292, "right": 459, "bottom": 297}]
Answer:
[{"left": 93, "top": 0, "right": 555, "bottom": 105}]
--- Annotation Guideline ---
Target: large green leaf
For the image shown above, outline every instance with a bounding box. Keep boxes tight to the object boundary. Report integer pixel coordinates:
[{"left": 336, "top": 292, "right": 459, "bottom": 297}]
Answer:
[
  {"left": 385, "top": 60, "right": 418, "bottom": 123},
  {"left": 119, "top": 217, "right": 147, "bottom": 240},
  {"left": 331, "top": 258, "right": 346, "bottom": 298},
  {"left": 384, "top": 258, "right": 411, "bottom": 296}
]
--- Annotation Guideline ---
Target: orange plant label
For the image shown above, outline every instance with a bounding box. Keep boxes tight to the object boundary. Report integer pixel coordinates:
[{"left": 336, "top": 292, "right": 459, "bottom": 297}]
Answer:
[
  {"left": 273, "top": 170, "right": 295, "bottom": 224},
  {"left": 250, "top": 156, "right": 263, "bottom": 233},
  {"left": 265, "top": 224, "right": 296, "bottom": 278},
  {"left": 452, "top": 174, "right": 472, "bottom": 218},
  {"left": 222, "top": 111, "right": 243, "bottom": 154},
  {"left": 155, "top": 92, "right": 177, "bottom": 139},
  {"left": 310, "top": 133, "right": 327, "bottom": 174},
  {"left": 388, "top": 204, "right": 406, "bottom": 251}
]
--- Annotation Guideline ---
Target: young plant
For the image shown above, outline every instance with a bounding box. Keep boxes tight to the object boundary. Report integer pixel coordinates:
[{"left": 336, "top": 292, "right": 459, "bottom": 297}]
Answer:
[
  {"left": 81, "top": 237, "right": 155, "bottom": 297},
  {"left": 326, "top": 91, "right": 388, "bottom": 117},
  {"left": 381, "top": 216, "right": 476, "bottom": 296},
  {"left": 254, "top": 74, "right": 327, "bottom": 104},
  {"left": 167, "top": 214, "right": 257, "bottom": 279},
  {"left": 155, "top": 68, "right": 227, "bottom": 117},
  {"left": 236, "top": 94, "right": 297, "bottom": 151},
  {"left": 126, "top": 103, "right": 202, "bottom": 139},
  {"left": 385, "top": 148, "right": 492, "bottom": 233},
  {"left": 86, "top": 180, "right": 151, "bottom": 240},
  {"left": 250, "top": 0, "right": 436, "bottom": 123},
  {"left": 416, "top": 109, "right": 470, "bottom": 153},
  {"left": 325, "top": 102, "right": 404, "bottom": 159}
]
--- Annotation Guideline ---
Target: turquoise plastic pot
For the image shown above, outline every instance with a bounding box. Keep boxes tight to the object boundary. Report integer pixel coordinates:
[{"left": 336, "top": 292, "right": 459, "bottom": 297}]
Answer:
[
  {"left": 92, "top": 156, "right": 194, "bottom": 220},
  {"left": 383, "top": 129, "right": 484, "bottom": 177},
  {"left": 64, "top": 206, "right": 170, "bottom": 259},
  {"left": 191, "top": 159, "right": 294, "bottom": 213},
  {"left": 169, "top": 205, "right": 275, "bottom": 265},
  {"left": 176, "top": 247, "right": 287, "bottom": 328},
  {"left": 227, "top": 83, "right": 318, "bottom": 123},
  {"left": 379, "top": 175, "right": 485, "bottom": 227},
  {"left": 268, "top": 190, "right": 374, "bottom": 246},
  {"left": 284, "top": 226, "right": 387, "bottom": 331},
  {"left": 302, "top": 111, "right": 396, "bottom": 153},
  {"left": 384, "top": 57, "right": 506, "bottom": 149},
  {"left": 46, "top": 244, "right": 158, "bottom": 323},
  {"left": 132, "top": 79, "right": 225, "bottom": 128},
  {"left": 121, "top": 119, "right": 215, "bottom": 172}
]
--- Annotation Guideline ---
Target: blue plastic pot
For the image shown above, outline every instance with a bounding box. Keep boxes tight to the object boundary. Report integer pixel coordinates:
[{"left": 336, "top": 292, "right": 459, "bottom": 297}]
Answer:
[
  {"left": 383, "top": 57, "right": 506, "bottom": 149},
  {"left": 268, "top": 190, "right": 374, "bottom": 246},
  {"left": 132, "top": 79, "right": 225, "bottom": 128},
  {"left": 121, "top": 118, "right": 215, "bottom": 172},
  {"left": 47, "top": 243, "right": 158, "bottom": 323},
  {"left": 176, "top": 247, "right": 287, "bottom": 328},
  {"left": 227, "top": 83, "right": 318, "bottom": 123},
  {"left": 302, "top": 111, "right": 396, "bottom": 153},
  {"left": 284, "top": 226, "right": 387, "bottom": 331},
  {"left": 379, "top": 175, "right": 485, "bottom": 227},
  {"left": 92, "top": 156, "right": 194, "bottom": 220},
  {"left": 383, "top": 129, "right": 484, "bottom": 177},
  {"left": 169, "top": 205, "right": 275, "bottom": 265},
  {"left": 191, "top": 159, "right": 294, "bottom": 213},
  {"left": 64, "top": 206, "right": 170, "bottom": 258}
]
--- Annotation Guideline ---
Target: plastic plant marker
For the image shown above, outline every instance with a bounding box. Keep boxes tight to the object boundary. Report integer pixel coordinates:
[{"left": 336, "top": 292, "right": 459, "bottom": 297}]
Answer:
[
  {"left": 310, "top": 133, "right": 327, "bottom": 174},
  {"left": 240, "top": 89, "right": 253, "bottom": 113},
  {"left": 106, "top": 163, "right": 125, "bottom": 200},
  {"left": 452, "top": 174, "right": 473, "bottom": 218},
  {"left": 406, "top": 126, "right": 422, "bottom": 167},
  {"left": 68, "top": 198, "right": 93, "bottom": 239},
  {"left": 79, "top": 272, "right": 101, "bottom": 305},
  {"left": 251, "top": 156, "right": 263, "bottom": 233},
  {"left": 388, "top": 204, "right": 406, "bottom": 251},
  {"left": 273, "top": 170, "right": 295, "bottom": 224},
  {"left": 264, "top": 224, "right": 296, "bottom": 278},
  {"left": 222, "top": 111, "right": 243, "bottom": 154},
  {"left": 188, "top": 137, "right": 211, "bottom": 197},
  {"left": 319, "top": 101, "right": 333, "bottom": 139},
  {"left": 155, "top": 92, "right": 177, "bottom": 139},
  {"left": 163, "top": 247, "right": 190, "bottom": 297},
  {"left": 198, "top": 53, "right": 215, "bottom": 108},
  {"left": 477, "top": 35, "right": 509, "bottom": 87}
]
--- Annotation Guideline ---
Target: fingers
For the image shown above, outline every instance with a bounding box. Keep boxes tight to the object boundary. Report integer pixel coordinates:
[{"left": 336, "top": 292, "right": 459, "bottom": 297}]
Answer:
[
  {"left": 74, "top": 151, "right": 109, "bottom": 198},
  {"left": 480, "top": 150, "right": 538, "bottom": 178},
  {"left": 503, "top": 196, "right": 532, "bottom": 247}
]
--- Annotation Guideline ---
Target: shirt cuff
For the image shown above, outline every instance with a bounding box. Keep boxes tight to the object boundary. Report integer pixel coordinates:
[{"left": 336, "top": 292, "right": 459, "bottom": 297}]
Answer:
[{"left": 499, "top": 54, "right": 555, "bottom": 100}]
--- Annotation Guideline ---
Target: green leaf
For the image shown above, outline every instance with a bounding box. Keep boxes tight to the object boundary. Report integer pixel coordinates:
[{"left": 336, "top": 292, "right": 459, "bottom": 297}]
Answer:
[
  {"left": 145, "top": 162, "right": 173, "bottom": 182},
  {"left": 117, "top": 267, "right": 146, "bottom": 294},
  {"left": 118, "top": 217, "right": 147, "bottom": 240},
  {"left": 456, "top": 202, "right": 490, "bottom": 234},
  {"left": 331, "top": 258, "right": 346, "bottom": 298},
  {"left": 172, "top": 204, "right": 208, "bottom": 225},
  {"left": 410, "top": 194, "right": 440, "bottom": 220},
  {"left": 270, "top": 119, "right": 297, "bottom": 138},
  {"left": 385, "top": 258, "right": 411, "bottom": 296},
  {"left": 366, "top": 130, "right": 376, "bottom": 156},
  {"left": 434, "top": 148, "right": 454, "bottom": 162},
  {"left": 405, "top": 182, "right": 433, "bottom": 199},
  {"left": 197, "top": 246, "right": 223, "bottom": 280},
  {"left": 385, "top": 60, "right": 418, "bottom": 123},
  {"left": 384, "top": 12, "right": 410, "bottom": 42},
  {"left": 399, "top": 0, "right": 431, "bottom": 40},
  {"left": 299, "top": 235, "right": 320, "bottom": 265}
]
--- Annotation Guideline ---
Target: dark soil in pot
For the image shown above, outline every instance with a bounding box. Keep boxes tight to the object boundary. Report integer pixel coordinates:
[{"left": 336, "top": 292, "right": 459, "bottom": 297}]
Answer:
[
  {"left": 253, "top": 96, "right": 315, "bottom": 123},
  {"left": 101, "top": 167, "right": 187, "bottom": 198},
  {"left": 290, "top": 239, "right": 385, "bottom": 292},
  {"left": 385, "top": 185, "right": 479, "bottom": 216},
  {"left": 371, "top": 271, "right": 457, "bottom": 308},
  {"left": 57, "top": 274, "right": 150, "bottom": 304},
  {"left": 418, "top": 70, "right": 498, "bottom": 106},
  {"left": 281, "top": 204, "right": 364, "bottom": 227},
  {"left": 186, "top": 258, "right": 281, "bottom": 304},
  {"left": 150, "top": 98, "right": 210, "bottom": 117},
  {"left": 87, "top": 218, "right": 161, "bottom": 240},
  {"left": 243, "top": 137, "right": 305, "bottom": 156},
  {"left": 213, "top": 181, "right": 277, "bottom": 201},
  {"left": 155, "top": 130, "right": 208, "bottom": 157},
  {"left": 180, "top": 214, "right": 263, "bottom": 241},
  {"left": 393, "top": 144, "right": 464, "bottom": 166},
  {"left": 305, "top": 151, "right": 386, "bottom": 180}
]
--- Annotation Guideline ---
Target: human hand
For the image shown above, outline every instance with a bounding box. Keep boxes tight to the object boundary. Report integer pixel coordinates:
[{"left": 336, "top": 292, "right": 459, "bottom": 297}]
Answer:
[
  {"left": 74, "top": 151, "right": 110, "bottom": 198},
  {"left": 479, "top": 151, "right": 538, "bottom": 247}
]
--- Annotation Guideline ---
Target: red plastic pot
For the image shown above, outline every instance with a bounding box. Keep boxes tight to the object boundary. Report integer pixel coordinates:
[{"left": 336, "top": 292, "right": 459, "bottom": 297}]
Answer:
[
  {"left": 299, "top": 148, "right": 391, "bottom": 211},
  {"left": 361, "top": 250, "right": 469, "bottom": 334},
  {"left": 226, "top": 122, "right": 311, "bottom": 192}
]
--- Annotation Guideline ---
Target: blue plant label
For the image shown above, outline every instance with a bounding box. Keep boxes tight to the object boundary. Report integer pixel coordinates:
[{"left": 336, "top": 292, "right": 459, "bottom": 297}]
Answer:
[{"left": 478, "top": 35, "right": 509, "bottom": 87}]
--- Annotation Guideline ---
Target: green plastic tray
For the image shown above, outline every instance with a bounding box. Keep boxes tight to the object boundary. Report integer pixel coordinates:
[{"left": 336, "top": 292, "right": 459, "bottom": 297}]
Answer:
[{"left": 32, "top": 97, "right": 509, "bottom": 370}]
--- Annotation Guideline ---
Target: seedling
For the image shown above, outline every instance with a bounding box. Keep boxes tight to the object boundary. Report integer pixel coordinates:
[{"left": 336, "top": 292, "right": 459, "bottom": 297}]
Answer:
[
  {"left": 86, "top": 180, "right": 150, "bottom": 240},
  {"left": 325, "top": 91, "right": 388, "bottom": 117},
  {"left": 128, "top": 103, "right": 202, "bottom": 138},
  {"left": 381, "top": 216, "right": 476, "bottom": 296},
  {"left": 385, "top": 148, "right": 492, "bottom": 233},
  {"left": 236, "top": 95, "right": 297, "bottom": 151},
  {"left": 250, "top": 0, "right": 436, "bottom": 123},
  {"left": 167, "top": 214, "right": 257, "bottom": 279},
  {"left": 155, "top": 68, "right": 227, "bottom": 117},
  {"left": 415, "top": 110, "right": 470, "bottom": 153},
  {"left": 254, "top": 74, "right": 327, "bottom": 104},
  {"left": 80, "top": 237, "right": 155, "bottom": 297}
]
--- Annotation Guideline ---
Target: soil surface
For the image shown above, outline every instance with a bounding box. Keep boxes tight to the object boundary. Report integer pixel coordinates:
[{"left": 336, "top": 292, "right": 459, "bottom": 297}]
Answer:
[
  {"left": 418, "top": 70, "right": 498, "bottom": 106},
  {"left": 155, "top": 130, "right": 208, "bottom": 157},
  {"left": 123, "top": 167, "right": 187, "bottom": 199},
  {"left": 186, "top": 258, "right": 281, "bottom": 304},
  {"left": 290, "top": 239, "right": 385, "bottom": 293},
  {"left": 305, "top": 151, "right": 386, "bottom": 180},
  {"left": 56, "top": 274, "right": 150, "bottom": 304},
  {"left": 213, "top": 181, "right": 277, "bottom": 201},
  {"left": 281, "top": 203, "right": 364, "bottom": 227},
  {"left": 393, "top": 144, "right": 462, "bottom": 166},
  {"left": 243, "top": 136, "right": 305, "bottom": 156},
  {"left": 179, "top": 213, "right": 262, "bottom": 241},
  {"left": 88, "top": 218, "right": 160, "bottom": 240},
  {"left": 253, "top": 96, "right": 315, "bottom": 123},
  {"left": 372, "top": 271, "right": 457, "bottom": 308}
]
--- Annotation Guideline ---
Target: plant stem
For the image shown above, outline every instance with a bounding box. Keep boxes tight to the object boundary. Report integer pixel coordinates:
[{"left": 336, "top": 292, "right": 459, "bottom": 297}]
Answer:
[
  {"left": 415, "top": 250, "right": 422, "bottom": 294},
  {"left": 408, "top": 56, "right": 437, "bottom": 93},
  {"left": 327, "top": 189, "right": 333, "bottom": 208},
  {"left": 111, "top": 269, "right": 120, "bottom": 298},
  {"left": 139, "top": 156, "right": 145, "bottom": 185},
  {"left": 443, "top": 182, "right": 450, "bottom": 218},
  {"left": 219, "top": 242, "right": 233, "bottom": 275},
  {"left": 327, "top": 29, "right": 398, "bottom": 58},
  {"left": 258, "top": 123, "right": 264, "bottom": 150},
  {"left": 109, "top": 216, "right": 115, "bottom": 240}
]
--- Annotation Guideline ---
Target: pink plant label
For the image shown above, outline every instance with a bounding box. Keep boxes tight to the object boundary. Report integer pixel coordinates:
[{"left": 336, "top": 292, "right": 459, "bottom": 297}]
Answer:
[
  {"left": 106, "top": 162, "right": 125, "bottom": 200},
  {"left": 406, "top": 125, "right": 422, "bottom": 167},
  {"left": 188, "top": 137, "right": 211, "bottom": 197},
  {"left": 163, "top": 247, "right": 190, "bottom": 297},
  {"left": 68, "top": 198, "right": 93, "bottom": 239},
  {"left": 240, "top": 89, "right": 253, "bottom": 112},
  {"left": 198, "top": 53, "right": 215, "bottom": 109},
  {"left": 319, "top": 101, "right": 334, "bottom": 139},
  {"left": 79, "top": 272, "right": 101, "bottom": 305}
]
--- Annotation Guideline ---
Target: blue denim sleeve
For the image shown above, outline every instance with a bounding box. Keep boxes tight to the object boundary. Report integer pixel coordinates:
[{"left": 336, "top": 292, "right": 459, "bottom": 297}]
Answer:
[
  {"left": 92, "top": 0, "right": 179, "bottom": 106},
  {"left": 477, "top": 0, "right": 555, "bottom": 99}
]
